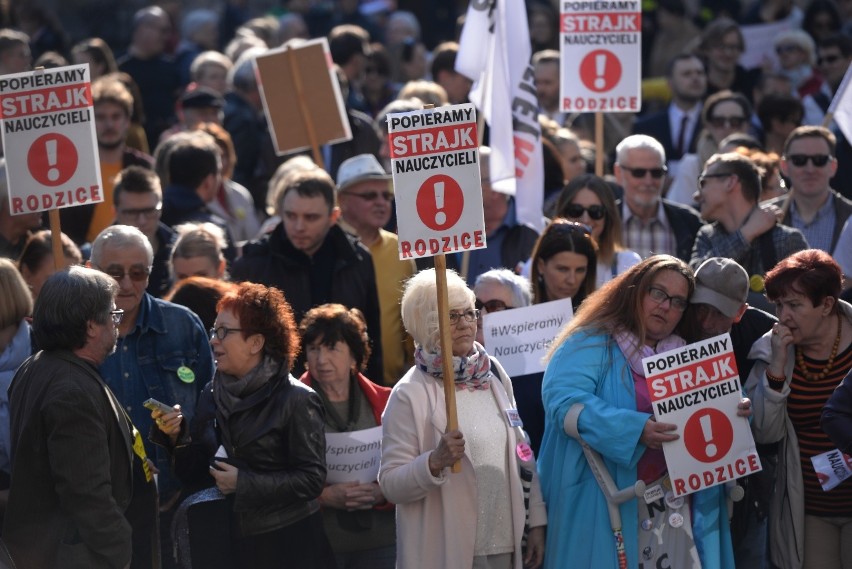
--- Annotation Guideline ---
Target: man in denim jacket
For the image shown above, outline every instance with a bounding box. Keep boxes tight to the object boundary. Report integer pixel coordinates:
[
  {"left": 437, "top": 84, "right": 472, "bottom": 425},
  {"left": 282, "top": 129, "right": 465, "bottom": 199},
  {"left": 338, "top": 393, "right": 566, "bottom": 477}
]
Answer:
[{"left": 89, "top": 224, "right": 214, "bottom": 566}]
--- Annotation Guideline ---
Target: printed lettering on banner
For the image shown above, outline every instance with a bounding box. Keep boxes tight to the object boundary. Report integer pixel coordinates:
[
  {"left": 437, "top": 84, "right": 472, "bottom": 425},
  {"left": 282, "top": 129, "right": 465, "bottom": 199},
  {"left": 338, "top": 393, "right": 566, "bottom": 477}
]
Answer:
[
  {"left": 0, "top": 64, "right": 102, "bottom": 214},
  {"left": 483, "top": 298, "right": 573, "bottom": 377},
  {"left": 388, "top": 102, "right": 486, "bottom": 260},
  {"left": 325, "top": 426, "right": 382, "bottom": 484},
  {"left": 642, "top": 333, "right": 762, "bottom": 497},
  {"left": 560, "top": 0, "right": 642, "bottom": 113}
]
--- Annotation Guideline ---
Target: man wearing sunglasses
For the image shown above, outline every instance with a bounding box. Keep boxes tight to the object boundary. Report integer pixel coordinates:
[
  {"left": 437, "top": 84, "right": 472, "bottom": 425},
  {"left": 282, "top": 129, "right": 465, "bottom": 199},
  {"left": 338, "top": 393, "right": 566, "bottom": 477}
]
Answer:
[
  {"left": 773, "top": 125, "right": 852, "bottom": 254},
  {"left": 803, "top": 34, "right": 852, "bottom": 128},
  {"left": 336, "top": 154, "right": 415, "bottom": 386},
  {"left": 614, "top": 134, "right": 702, "bottom": 262},
  {"left": 691, "top": 152, "right": 808, "bottom": 310},
  {"left": 88, "top": 225, "right": 213, "bottom": 561}
]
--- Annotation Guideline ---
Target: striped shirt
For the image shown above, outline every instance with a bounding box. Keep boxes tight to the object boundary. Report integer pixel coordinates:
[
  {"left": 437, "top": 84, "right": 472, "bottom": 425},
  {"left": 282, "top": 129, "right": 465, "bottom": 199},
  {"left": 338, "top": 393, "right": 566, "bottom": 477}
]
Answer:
[{"left": 787, "top": 340, "right": 852, "bottom": 516}]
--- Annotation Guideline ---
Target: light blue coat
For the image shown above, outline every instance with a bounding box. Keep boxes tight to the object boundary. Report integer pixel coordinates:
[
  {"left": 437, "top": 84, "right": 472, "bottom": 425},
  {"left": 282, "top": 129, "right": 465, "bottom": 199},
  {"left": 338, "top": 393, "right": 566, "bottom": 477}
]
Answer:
[{"left": 538, "top": 331, "right": 735, "bottom": 569}]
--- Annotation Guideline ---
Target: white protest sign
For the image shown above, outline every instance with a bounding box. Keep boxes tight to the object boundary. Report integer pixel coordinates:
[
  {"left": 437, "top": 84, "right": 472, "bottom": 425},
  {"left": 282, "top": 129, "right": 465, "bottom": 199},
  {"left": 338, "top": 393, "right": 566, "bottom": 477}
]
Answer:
[
  {"left": 483, "top": 298, "right": 573, "bottom": 377},
  {"left": 325, "top": 426, "right": 382, "bottom": 484},
  {"left": 643, "top": 333, "right": 761, "bottom": 497},
  {"left": 811, "top": 449, "right": 852, "bottom": 492},
  {"left": 560, "top": 0, "right": 642, "bottom": 113},
  {"left": 0, "top": 64, "right": 102, "bottom": 214},
  {"left": 739, "top": 17, "right": 797, "bottom": 70},
  {"left": 388, "top": 103, "right": 485, "bottom": 260}
]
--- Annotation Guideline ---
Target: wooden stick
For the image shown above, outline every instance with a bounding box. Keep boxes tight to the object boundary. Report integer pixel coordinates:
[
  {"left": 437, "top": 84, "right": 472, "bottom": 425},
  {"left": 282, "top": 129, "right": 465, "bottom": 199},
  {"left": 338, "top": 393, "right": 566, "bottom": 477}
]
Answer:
[
  {"left": 48, "top": 209, "right": 63, "bottom": 270},
  {"left": 595, "top": 112, "right": 604, "bottom": 177},
  {"left": 434, "top": 253, "right": 460, "bottom": 473},
  {"left": 286, "top": 47, "right": 325, "bottom": 171}
]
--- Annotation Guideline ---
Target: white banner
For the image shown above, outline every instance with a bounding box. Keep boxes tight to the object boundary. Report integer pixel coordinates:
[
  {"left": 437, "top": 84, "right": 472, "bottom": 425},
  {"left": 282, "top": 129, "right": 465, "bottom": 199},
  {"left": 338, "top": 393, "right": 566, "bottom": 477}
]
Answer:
[
  {"left": 482, "top": 298, "right": 573, "bottom": 377},
  {"left": 325, "top": 426, "right": 383, "bottom": 484},
  {"left": 643, "top": 334, "right": 762, "bottom": 497}
]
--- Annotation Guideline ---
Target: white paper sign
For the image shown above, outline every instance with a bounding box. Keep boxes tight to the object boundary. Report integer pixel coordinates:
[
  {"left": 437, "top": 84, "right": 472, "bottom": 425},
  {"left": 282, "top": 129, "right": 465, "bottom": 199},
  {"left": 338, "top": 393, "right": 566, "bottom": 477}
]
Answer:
[
  {"left": 811, "top": 449, "right": 852, "bottom": 491},
  {"left": 388, "top": 103, "right": 485, "bottom": 260},
  {"left": 643, "top": 333, "right": 762, "bottom": 497},
  {"left": 0, "top": 64, "right": 102, "bottom": 214},
  {"left": 738, "top": 18, "right": 797, "bottom": 70},
  {"left": 324, "top": 426, "right": 383, "bottom": 484},
  {"left": 482, "top": 298, "right": 573, "bottom": 377},
  {"left": 560, "top": 0, "right": 642, "bottom": 113}
]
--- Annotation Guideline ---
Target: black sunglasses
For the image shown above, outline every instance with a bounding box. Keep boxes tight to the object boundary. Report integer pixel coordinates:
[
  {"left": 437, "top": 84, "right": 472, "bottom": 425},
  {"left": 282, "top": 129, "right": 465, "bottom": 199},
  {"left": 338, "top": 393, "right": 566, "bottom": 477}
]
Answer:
[
  {"left": 818, "top": 54, "right": 842, "bottom": 66},
  {"left": 340, "top": 190, "right": 393, "bottom": 202},
  {"left": 475, "top": 298, "right": 511, "bottom": 312},
  {"left": 620, "top": 165, "right": 667, "bottom": 179},
  {"left": 786, "top": 154, "right": 832, "bottom": 167},
  {"left": 708, "top": 116, "right": 746, "bottom": 129},
  {"left": 563, "top": 203, "right": 606, "bottom": 220},
  {"left": 98, "top": 265, "right": 151, "bottom": 282}
]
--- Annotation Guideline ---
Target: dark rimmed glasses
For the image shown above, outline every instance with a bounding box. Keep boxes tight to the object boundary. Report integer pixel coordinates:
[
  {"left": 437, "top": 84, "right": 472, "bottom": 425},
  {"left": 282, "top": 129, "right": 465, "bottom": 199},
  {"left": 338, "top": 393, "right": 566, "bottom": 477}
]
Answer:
[
  {"left": 209, "top": 326, "right": 243, "bottom": 340},
  {"left": 98, "top": 265, "right": 152, "bottom": 282},
  {"left": 448, "top": 309, "right": 480, "bottom": 324},
  {"left": 475, "top": 298, "right": 510, "bottom": 312},
  {"left": 648, "top": 287, "right": 689, "bottom": 312},
  {"left": 619, "top": 165, "right": 667, "bottom": 179},
  {"left": 697, "top": 172, "right": 734, "bottom": 189}
]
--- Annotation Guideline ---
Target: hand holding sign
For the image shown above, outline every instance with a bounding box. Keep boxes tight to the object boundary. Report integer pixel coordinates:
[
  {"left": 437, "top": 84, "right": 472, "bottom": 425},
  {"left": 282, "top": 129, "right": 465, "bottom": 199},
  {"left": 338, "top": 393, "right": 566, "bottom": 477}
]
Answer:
[{"left": 639, "top": 418, "right": 679, "bottom": 450}]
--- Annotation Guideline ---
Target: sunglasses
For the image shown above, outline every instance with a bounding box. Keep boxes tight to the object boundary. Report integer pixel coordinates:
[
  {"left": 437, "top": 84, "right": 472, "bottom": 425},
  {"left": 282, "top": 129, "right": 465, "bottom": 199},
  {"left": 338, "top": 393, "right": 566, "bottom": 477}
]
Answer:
[
  {"left": 697, "top": 172, "right": 733, "bottom": 188},
  {"left": 775, "top": 44, "right": 801, "bottom": 55},
  {"left": 99, "top": 265, "right": 151, "bottom": 282},
  {"left": 475, "top": 298, "right": 511, "bottom": 312},
  {"left": 786, "top": 154, "right": 832, "bottom": 167},
  {"left": 818, "top": 54, "right": 842, "bottom": 66},
  {"left": 117, "top": 204, "right": 162, "bottom": 219},
  {"left": 620, "top": 165, "right": 667, "bottom": 179},
  {"left": 708, "top": 116, "right": 746, "bottom": 129},
  {"left": 563, "top": 203, "right": 606, "bottom": 220},
  {"left": 340, "top": 190, "right": 393, "bottom": 202}
]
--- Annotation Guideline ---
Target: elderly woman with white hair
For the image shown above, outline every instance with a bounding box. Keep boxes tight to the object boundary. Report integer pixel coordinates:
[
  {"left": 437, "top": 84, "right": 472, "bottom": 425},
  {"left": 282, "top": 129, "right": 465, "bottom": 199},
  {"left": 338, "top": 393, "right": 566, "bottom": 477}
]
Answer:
[
  {"left": 774, "top": 29, "right": 822, "bottom": 98},
  {"left": 379, "top": 269, "right": 546, "bottom": 569}
]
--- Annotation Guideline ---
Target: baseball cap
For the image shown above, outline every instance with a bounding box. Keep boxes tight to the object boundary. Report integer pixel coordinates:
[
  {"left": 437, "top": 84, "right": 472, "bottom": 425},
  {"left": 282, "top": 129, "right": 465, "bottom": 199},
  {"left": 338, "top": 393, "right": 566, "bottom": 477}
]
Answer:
[
  {"left": 692, "top": 258, "right": 749, "bottom": 318},
  {"left": 336, "top": 154, "right": 391, "bottom": 193},
  {"left": 180, "top": 86, "right": 225, "bottom": 110}
]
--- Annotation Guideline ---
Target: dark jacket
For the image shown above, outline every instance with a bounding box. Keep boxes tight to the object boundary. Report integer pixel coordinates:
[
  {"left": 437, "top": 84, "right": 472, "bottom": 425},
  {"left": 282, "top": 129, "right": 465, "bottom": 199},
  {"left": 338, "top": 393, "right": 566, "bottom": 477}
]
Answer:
[
  {"left": 232, "top": 224, "right": 383, "bottom": 381},
  {"left": 169, "top": 373, "right": 327, "bottom": 537},
  {"left": 161, "top": 183, "right": 236, "bottom": 261},
  {"left": 662, "top": 199, "right": 703, "bottom": 262},
  {"left": 768, "top": 189, "right": 852, "bottom": 254},
  {"left": 60, "top": 148, "right": 153, "bottom": 246},
  {"left": 223, "top": 92, "right": 266, "bottom": 210},
  {"left": 822, "top": 367, "right": 852, "bottom": 455},
  {"left": 4, "top": 350, "right": 135, "bottom": 568},
  {"left": 632, "top": 106, "right": 701, "bottom": 161}
]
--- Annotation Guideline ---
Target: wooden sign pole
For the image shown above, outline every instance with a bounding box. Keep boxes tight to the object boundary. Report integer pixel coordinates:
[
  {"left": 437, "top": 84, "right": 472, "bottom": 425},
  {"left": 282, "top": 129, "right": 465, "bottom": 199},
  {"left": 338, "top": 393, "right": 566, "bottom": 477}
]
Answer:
[
  {"left": 48, "top": 209, "right": 63, "bottom": 270},
  {"left": 595, "top": 112, "right": 604, "bottom": 177},
  {"left": 286, "top": 47, "right": 325, "bottom": 171},
  {"left": 434, "top": 253, "right": 461, "bottom": 473}
]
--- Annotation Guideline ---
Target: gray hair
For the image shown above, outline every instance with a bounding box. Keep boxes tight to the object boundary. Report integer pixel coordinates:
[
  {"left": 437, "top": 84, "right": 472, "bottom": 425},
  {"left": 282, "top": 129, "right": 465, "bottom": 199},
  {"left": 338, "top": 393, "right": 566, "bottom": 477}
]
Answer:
[
  {"left": 33, "top": 266, "right": 117, "bottom": 351},
  {"left": 387, "top": 11, "right": 421, "bottom": 41},
  {"left": 401, "top": 268, "right": 475, "bottom": 353},
  {"left": 473, "top": 269, "right": 532, "bottom": 309},
  {"left": 190, "top": 50, "right": 232, "bottom": 82},
  {"left": 228, "top": 46, "right": 266, "bottom": 91},
  {"left": 90, "top": 225, "right": 154, "bottom": 267},
  {"left": 181, "top": 9, "right": 219, "bottom": 41},
  {"left": 171, "top": 222, "right": 226, "bottom": 265},
  {"left": 615, "top": 134, "right": 666, "bottom": 165}
]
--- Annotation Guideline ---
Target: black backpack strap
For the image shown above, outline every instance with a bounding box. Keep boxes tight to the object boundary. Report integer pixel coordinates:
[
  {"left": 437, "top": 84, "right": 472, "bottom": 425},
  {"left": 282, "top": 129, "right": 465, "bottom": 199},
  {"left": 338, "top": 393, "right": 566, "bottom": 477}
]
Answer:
[{"left": 756, "top": 230, "right": 778, "bottom": 275}]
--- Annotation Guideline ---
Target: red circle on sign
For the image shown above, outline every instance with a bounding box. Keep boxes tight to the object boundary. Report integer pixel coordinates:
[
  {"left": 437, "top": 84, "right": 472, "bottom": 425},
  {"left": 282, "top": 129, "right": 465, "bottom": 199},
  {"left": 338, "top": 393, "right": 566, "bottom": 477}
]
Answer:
[
  {"left": 27, "top": 133, "right": 78, "bottom": 187},
  {"left": 683, "top": 408, "right": 734, "bottom": 463},
  {"left": 415, "top": 174, "right": 464, "bottom": 231},
  {"left": 579, "top": 50, "right": 622, "bottom": 93}
]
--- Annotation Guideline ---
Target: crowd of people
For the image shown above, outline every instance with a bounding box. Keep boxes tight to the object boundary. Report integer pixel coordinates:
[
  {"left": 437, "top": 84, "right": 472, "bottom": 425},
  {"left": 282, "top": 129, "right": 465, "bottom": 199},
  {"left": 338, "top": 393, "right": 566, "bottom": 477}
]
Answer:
[{"left": 0, "top": 0, "right": 851, "bottom": 568}]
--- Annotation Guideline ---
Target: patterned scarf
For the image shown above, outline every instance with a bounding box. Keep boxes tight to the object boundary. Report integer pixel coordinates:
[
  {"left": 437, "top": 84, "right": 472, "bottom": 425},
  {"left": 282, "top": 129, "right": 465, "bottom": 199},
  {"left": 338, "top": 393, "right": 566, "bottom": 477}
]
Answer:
[{"left": 415, "top": 341, "right": 492, "bottom": 391}]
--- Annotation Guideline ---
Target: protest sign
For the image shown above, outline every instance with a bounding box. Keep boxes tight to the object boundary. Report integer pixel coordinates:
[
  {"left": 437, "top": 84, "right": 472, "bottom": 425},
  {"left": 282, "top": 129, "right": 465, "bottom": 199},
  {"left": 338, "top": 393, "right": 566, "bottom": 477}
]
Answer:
[
  {"left": 483, "top": 298, "right": 573, "bottom": 377},
  {"left": 739, "top": 17, "right": 797, "bottom": 70},
  {"left": 560, "top": 0, "right": 642, "bottom": 113},
  {"left": 324, "top": 426, "right": 383, "bottom": 484},
  {"left": 811, "top": 449, "right": 852, "bottom": 492},
  {"left": 254, "top": 38, "right": 351, "bottom": 157},
  {"left": 388, "top": 102, "right": 485, "bottom": 260},
  {"left": 643, "top": 333, "right": 762, "bottom": 497},
  {"left": 0, "top": 64, "right": 101, "bottom": 214}
]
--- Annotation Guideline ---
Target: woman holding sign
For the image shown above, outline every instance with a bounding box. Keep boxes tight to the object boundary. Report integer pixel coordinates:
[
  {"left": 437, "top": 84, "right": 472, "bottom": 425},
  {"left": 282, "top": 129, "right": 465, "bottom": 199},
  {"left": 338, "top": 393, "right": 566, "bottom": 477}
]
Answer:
[
  {"left": 747, "top": 249, "right": 852, "bottom": 569},
  {"left": 379, "top": 268, "right": 547, "bottom": 569},
  {"left": 299, "top": 304, "right": 396, "bottom": 569},
  {"left": 539, "top": 255, "right": 745, "bottom": 569}
]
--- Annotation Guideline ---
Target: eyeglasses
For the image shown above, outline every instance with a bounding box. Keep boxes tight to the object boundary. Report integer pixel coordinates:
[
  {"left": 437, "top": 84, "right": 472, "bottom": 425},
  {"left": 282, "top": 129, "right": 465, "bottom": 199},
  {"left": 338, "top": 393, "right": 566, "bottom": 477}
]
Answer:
[
  {"left": 99, "top": 265, "right": 151, "bottom": 282},
  {"left": 563, "top": 203, "right": 606, "bottom": 220},
  {"left": 110, "top": 309, "right": 124, "bottom": 325},
  {"left": 117, "top": 204, "right": 162, "bottom": 220},
  {"left": 475, "top": 298, "right": 510, "bottom": 312},
  {"left": 448, "top": 309, "right": 480, "bottom": 324},
  {"left": 209, "top": 326, "right": 243, "bottom": 340},
  {"left": 619, "top": 165, "right": 667, "bottom": 179},
  {"left": 697, "top": 172, "right": 734, "bottom": 188},
  {"left": 340, "top": 190, "right": 393, "bottom": 202},
  {"left": 708, "top": 115, "right": 746, "bottom": 129},
  {"left": 648, "top": 287, "right": 689, "bottom": 312},
  {"left": 775, "top": 44, "right": 801, "bottom": 55},
  {"left": 786, "top": 154, "right": 832, "bottom": 167},
  {"left": 818, "top": 54, "right": 842, "bottom": 66}
]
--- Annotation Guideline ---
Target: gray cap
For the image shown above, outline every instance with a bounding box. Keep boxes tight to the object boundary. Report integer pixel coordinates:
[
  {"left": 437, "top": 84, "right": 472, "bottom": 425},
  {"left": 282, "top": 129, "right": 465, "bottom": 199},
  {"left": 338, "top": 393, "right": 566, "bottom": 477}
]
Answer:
[
  {"left": 336, "top": 154, "right": 391, "bottom": 193},
  {"left": 692, "top": 257, "right": 749, "bottom": 318}
]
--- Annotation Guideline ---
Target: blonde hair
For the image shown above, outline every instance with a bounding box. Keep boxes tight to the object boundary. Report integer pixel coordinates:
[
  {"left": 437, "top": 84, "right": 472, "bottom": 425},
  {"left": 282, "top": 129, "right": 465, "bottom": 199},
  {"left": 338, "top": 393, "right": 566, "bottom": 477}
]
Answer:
[{"left": 0, "top": 258, "right": 33, "bottom": 327}]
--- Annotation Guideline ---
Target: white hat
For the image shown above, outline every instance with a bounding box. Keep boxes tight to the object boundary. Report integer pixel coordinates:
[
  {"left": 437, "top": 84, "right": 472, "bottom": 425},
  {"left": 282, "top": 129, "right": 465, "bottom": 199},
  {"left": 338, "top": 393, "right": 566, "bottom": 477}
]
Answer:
[{"left": 336, "top": 154, "right": 391, "bottom": 193}]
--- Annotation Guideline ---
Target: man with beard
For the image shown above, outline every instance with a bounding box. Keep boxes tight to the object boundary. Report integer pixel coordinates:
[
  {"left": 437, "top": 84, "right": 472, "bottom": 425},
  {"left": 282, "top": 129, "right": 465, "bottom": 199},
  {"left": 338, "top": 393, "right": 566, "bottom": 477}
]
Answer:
[
  {"left": 3, "top": 267, "right": 151, "bottom": 568},
  {"left": 60, "top": 77, "right": 153, "bottom": 246}
]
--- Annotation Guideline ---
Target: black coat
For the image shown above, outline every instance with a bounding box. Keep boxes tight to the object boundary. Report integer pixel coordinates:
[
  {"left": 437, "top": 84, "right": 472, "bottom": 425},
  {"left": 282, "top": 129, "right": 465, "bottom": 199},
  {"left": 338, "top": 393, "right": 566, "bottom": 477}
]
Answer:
[{"left": 231, "top": 224, "right": 383, "bottom": 381}]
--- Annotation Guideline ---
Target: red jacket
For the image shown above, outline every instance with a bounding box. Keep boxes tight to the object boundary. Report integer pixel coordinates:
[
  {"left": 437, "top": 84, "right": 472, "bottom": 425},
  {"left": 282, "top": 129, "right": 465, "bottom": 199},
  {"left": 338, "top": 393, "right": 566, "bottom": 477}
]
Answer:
[{"left": 298, "top": 371, "right": 391, "bottom": 425}]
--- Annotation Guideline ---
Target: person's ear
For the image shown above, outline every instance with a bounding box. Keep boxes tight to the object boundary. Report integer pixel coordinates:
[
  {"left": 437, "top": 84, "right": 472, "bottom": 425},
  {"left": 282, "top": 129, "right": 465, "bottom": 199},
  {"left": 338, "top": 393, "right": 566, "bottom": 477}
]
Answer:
[
  {"left": 733, "top": 303, "right": 748, "bottom": 324},
  {"left": 249, "top": 333, "right": 265, "bottom": 355},
  {"left": 822, "top": 295, "right": 836, "bottom": 317},
  {"left": 330, "top": 206, "right": 341, "bottom": 225}
]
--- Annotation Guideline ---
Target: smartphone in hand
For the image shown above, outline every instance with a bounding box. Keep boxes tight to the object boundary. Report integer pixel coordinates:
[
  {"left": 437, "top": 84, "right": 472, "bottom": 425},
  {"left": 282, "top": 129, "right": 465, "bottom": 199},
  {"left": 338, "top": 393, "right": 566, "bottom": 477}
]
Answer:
[{"left": 143, "top": 398, "right": 174, "bottom": 415}]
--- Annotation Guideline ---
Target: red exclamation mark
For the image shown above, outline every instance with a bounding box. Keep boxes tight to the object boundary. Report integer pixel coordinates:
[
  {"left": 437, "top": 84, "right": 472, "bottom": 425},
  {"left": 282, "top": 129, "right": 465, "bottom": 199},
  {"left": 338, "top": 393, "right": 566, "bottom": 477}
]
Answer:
[
  {"left": 700, "top": 414, "right": 718, "bottom": 458},
  {"left": 594, "top": 54, "right": 607, "bottom": 90},
  {"left": 434, "top": 180, "right": 446, "bottom": 225},
  {"left": 45, "top": 138, "right": 59, "bottom": 182}
]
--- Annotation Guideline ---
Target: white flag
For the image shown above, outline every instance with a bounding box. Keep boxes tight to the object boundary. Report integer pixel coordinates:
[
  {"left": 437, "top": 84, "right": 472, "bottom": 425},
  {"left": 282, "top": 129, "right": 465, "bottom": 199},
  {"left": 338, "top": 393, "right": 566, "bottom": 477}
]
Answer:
[
  {"left": 456, "top": 0, "right": 544, "bottom": 232},
  {"left": 829, "top": 61, "right": 852, "bottom": 138}
]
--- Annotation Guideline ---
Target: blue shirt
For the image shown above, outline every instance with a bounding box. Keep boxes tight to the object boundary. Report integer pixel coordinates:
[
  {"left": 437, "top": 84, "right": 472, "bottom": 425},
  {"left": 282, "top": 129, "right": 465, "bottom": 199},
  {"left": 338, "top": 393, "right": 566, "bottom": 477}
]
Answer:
[
  {"left": 467, "top": 199, "right": 517, "bottom": 284},
  {"left": 790, "top": 193, "right": 836, "bottom": 253},
  {"left": 100, "top": 293, "right": 213, "bottom": 500}
]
